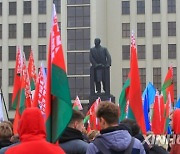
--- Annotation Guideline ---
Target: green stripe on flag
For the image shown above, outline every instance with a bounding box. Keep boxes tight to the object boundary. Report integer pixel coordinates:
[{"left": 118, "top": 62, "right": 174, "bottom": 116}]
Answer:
[
  {"left": 51, "top": 64, "right": 72, "bottom": 143},
  {"left": 73, "top": 106, "right": 79, "bottom": 111},
  {"left": 161, "top": 79, "right": 172, "bottom": 102},
  {"left": 12, "top": 90, "right": 20, "bottom": 109},
  {"left": 19, "top": 89, "right": 26, "bottom": 115},
  {"left": 161, "top": 79, "right": 172, "bottom": 91},
  {"left": 164, "top": 118, "right": 170, "bottom": 134},
  {"left": 128, "top": 106, "right": 135, "bottom": 120},
  {"left": 119, "top": 78, "right": 130, "bottom": 121},
  {"left": 30, "top": 79, "right": 35, "bottom": 90},
  {"left": 46, "top": 115, "right": 52, "bottom": 142},
  {"left": 83, "top": 115, "right": 90, "bottom": 124}
]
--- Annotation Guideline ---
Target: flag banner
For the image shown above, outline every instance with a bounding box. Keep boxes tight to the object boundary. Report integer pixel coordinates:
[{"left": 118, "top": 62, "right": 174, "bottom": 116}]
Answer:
[
  {"left": 73, "top": 96, "right": 83, "bottom": 110},
  {"left": 119, "top": 78, "right": 130, "bottom": 121},
  {"left": 128, "top": 32, "right": 146, "bottom": 134},
  {"left": 12, "top": 47, "right": 22, "bottom": 109},
  {"left": 142, "top": 82, "right": 156, "bottom": 106},
  {"left": 13, "top": 105, "right": 21, "bottom": 135},
  {"left": 83, "top": 115, "right": 90, "bottom": 124},
  {"left": 142, "top": 82, "right": 156, "bottom": 132},
  {"left": 19, "top": 53, "right": 32, "bottom": 114},
  {"left": 28, "top": 50, "right": 37, "bottom": 91},
  {"left": 86, "top": 98, "right": 101, "bottom": 130},
  {"left": 175, "top": 97, "right": 180, "bottom": 109},
  {"left": 161, "top": 67, "right": 174, "bottom": 104},
  {"left": 164, "top": 92, "right": 172, "bottom": 134},
  {"left": 33, "top": 63, "right": 46, "bottom": 118},
  {"left": 151, "top": 93, "right": 165, "bottom": 134},
  {"left": 143, "top": 94, "right": 151, "bottom": 132},
  {"left": 45, "top": 4, "right": 72, "bottom": 143}
]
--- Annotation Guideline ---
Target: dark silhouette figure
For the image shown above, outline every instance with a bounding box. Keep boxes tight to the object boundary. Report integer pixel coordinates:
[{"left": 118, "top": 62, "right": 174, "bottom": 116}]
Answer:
[{"left": 90, "top": 38, "right": 111, "bottom": 93}]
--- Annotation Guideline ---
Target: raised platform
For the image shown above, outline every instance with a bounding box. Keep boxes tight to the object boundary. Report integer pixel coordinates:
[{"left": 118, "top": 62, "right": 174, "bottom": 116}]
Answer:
[{"left": 89, "top": 93, "right": 115, "bottom": 109}]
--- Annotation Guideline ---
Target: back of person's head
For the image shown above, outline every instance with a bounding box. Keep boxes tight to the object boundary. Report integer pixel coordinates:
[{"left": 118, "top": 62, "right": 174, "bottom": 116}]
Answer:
[
  {"left": 2, "top": 121, "right": 13, "bottom": 133},
  {"left": 120, "top": 119, "right": 140, "bottom": 136},
  {"left": 173, "top": 109, "right": 180, "bottom": 134},
  {"left": 0, "top": 122, "right": 13, "bottom": 140},
  {"left": 68, "top": 109, "right": 84, "bottom": 132},
  {"left": 96, "top": 101, "right": 119, "bottom": 125},
  {"left": 18, "top": 107, "right": 46, "bottom": 140},
  {"left": 69, "top": 109, "right": 84, "bottom": 124}
]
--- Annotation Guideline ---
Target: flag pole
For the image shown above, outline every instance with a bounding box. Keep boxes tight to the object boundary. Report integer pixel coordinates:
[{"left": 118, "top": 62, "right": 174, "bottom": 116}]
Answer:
[{"left": 0, "top": 88, "right": 9, "bottom": 121}]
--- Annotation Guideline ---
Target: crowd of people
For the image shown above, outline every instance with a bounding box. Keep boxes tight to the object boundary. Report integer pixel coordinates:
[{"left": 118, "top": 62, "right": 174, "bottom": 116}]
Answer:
[{"left": 0, "top": 101, "right": 179, "bottom": 154}]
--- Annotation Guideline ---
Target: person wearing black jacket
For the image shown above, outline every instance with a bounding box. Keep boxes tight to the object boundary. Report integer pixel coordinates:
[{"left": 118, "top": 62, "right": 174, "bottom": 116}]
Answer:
[{"left": 59, "top": 110, "right": 89, "bottom": 154}]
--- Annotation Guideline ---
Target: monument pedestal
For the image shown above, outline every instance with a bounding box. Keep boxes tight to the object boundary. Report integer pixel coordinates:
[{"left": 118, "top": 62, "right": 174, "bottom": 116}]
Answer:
[
  {"left": 89, "top": 66, "right": 115, "bottom": 109},
  {"left": 89, "top": 93, "right": 115, "bottom": 109}
]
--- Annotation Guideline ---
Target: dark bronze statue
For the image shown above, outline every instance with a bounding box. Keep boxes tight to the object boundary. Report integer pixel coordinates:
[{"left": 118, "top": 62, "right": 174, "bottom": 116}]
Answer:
[{"left": 90, "top": 38, "right": 111, "bottom": 93}]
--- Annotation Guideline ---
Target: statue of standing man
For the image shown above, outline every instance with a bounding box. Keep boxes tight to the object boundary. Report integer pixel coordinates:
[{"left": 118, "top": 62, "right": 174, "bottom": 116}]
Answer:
[{"left": 90, "top": 38, "right": 111, "bottom": 94}]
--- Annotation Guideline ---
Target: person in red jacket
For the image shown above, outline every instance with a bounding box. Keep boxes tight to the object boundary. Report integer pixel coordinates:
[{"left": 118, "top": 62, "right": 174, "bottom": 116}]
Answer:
[
  {"left": 170, "top": 109, "right": 180, "bottom": 154},
  {"left": 6, "top": 107, "right": 65, "bottom": 154}
]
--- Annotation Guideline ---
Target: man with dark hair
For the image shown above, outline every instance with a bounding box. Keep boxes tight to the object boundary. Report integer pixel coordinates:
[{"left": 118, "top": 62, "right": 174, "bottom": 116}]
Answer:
[
  {"left": 86, "top": 101, "right": 145, "bottom": 154},
  {"left": 120, "top": 119, "right": 140, "bottom": 136},
  {"left": 59, "top": 109, "right": 89, "bottom": 154},
  {"left": 121, "top": 119, "right": 150, "bottom": 153}
]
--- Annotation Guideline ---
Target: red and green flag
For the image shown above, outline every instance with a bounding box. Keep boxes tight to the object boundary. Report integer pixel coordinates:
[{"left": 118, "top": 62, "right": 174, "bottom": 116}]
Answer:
[
  {"left": 161, "top": 66, "right": 174, "bottom": 104},
  {"left": 45, "top": 4, "right": 72, "bottom": 143},
  {"left": 73, "top": 96, "right": 83, "bottom": 111},
  {"left": 83, "top": 115, "right": 90, "bottom": 124},
  {"left": 28, "top": 50, "right": 37, "bottom": 90},
  {"left": 12, "top": 47, "right": 22, "bottom": 109},
  {"left": 19, "top": 53, "right": 32, "bottom": 114},
  {"left": 128, "top": 32, "right": 146, "bottom": 134},
  {"left": 85, "top": 98, "right": 101, "bottom": 130},
  {"left": 119, "top": 78, "right": 130, "bottom": 121},
  {"left": 164, "top": 92, "right": 172, "bottom": 134},
  {"left": 32, "top": 63, "right": 46, "bottom": 118}
]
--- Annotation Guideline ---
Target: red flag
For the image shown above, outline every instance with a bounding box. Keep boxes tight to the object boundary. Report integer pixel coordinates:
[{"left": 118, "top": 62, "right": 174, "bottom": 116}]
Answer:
[
  {"left": 73, "top": 96, "right": 83, "bottom": 110},
  {"left": 45, "top": 4, "right": 72, "bottom": 143},
  {"left": 164, "top": 92, "right": 172, "bottom": 133},
  {"left": 33, "top": 64, "right": 46, "bottom": 118},
  {"left": 12, "top": 47, "right": 22, "bottom": 109},
  {"left": 19, "top": 53, "right": 32, "bottom": 114},
  {"left": 128, "top": 32, "right": 146, "bottom": 134},
  {"left": 13, "top": 104, "right": 21, "bottom": 135},
  {"left": 151, "top": 93, "right": 165, "bottom": 134},
  {"left": 86, "top": 98, "right": 101, "bottom": 130},
  {"left": 28, "top": 50, "right": 37, "bottom": 90}
]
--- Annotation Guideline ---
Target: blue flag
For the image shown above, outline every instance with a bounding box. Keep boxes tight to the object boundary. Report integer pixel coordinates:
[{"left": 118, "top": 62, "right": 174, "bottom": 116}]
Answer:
[
  {"left": 167, "top": 124, "right": 172, "bottom": 134},
  {"left": 175, "top": 97, "right": 180, "bottom": 109},
  {"left": 143, "top": 94, "right": 151, "bottom": 132},
  {"left": 142, "top": 82, "right": 156, "bottom": 105},
  {"left": 142, "top": 82, "right": 156, "bottom": 132}
]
